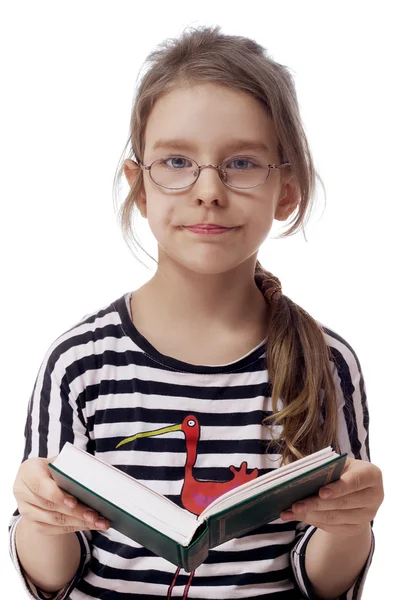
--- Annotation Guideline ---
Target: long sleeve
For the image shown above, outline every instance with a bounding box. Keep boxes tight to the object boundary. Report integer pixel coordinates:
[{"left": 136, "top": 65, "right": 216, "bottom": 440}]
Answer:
[
  {"left": 290, "top": 327, "right": 375, "bottom": 599},
  {"left": 8, "top": 328, "right": 93, "bottom": 599}
]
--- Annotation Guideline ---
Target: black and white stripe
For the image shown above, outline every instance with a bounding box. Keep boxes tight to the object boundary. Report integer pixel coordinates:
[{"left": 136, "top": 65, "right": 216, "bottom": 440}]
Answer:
[{"left": 9, "top": 292, "right": 374, "bottom": 599}]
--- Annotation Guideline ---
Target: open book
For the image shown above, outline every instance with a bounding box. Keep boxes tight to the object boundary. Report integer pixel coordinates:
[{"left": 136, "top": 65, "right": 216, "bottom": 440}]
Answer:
[{"left": 49, "top": 443, "right": 347, "bottom": 572}]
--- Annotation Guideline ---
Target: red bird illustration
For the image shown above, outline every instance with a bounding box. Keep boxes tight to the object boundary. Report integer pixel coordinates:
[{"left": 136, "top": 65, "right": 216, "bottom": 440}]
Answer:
[{"left": 116, "top": 415, "right": 259, "bottom": 516}]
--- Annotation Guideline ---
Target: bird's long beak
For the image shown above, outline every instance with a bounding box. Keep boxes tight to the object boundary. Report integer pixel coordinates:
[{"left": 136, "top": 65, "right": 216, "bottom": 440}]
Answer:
[{"left": 116, "top": 423, "right": 182, "bottom": 448}]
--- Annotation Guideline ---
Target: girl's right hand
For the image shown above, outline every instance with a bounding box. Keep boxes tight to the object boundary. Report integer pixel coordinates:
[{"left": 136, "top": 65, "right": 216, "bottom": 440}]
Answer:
[{"left": 13, "top": 456, "right": 111, "bottom": 535}]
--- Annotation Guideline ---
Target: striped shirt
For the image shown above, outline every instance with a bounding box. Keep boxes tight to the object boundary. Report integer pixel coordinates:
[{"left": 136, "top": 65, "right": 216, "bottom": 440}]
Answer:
[{"left": 9, "top": 290, "right": 375, "bottom": 599}]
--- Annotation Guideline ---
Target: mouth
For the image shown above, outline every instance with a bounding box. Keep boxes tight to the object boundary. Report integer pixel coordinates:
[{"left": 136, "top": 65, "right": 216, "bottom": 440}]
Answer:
[{"left": 184, "top": 225, "right": 235, "bottom": 235}]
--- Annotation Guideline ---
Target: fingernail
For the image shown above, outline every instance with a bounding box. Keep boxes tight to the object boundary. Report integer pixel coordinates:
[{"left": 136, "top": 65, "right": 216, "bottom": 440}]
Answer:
[
  {"left": 95, "top": 519, "right": 107, "bottom": 528},
  {"left": 64, "top": 497, "right": 77, "bottom": 508},
  {"left": 320, "top": 488, "right": 333, "bottom": 499},
  {"left": 83, "top": 510, "right": 97, "bottom": 522}
]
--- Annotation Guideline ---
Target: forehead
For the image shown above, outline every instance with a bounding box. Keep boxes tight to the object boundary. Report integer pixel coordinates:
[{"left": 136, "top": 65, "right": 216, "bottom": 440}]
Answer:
[{"left": 144, "top": 82, "right": 277, "bottom": 156}]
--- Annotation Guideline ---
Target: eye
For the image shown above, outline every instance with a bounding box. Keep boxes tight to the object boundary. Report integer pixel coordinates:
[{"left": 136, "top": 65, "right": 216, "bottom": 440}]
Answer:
[
  {"left": 225, "top": 156, "right": 259, "bottom": 170},
  {"left": 161, "top": 156, "right": 193, "bottom": 169},
  {"left": 187, "top": 419, "right": 196, "bottom": 427}
]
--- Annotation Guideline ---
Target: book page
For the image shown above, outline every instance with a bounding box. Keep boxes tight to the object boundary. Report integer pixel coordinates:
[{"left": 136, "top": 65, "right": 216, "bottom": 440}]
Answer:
[
  {"left": 53, "top": 443, "right": 198, "bottom": 544},
  {"left": 199, "top": 447, "right": 339, "bottom": 520}
]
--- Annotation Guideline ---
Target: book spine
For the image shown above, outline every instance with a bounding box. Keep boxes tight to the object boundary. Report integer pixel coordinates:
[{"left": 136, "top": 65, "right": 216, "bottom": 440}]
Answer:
[
  {"left": 181, "top": 523, "right": 211, "bottom": 572},
  {"left": 179, "top": 545, "right": 190, "bottom": 573}
]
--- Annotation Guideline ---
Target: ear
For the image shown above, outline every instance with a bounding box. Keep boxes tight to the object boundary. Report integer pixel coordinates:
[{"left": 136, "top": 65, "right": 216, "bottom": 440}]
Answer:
[
  {"left": 274, "top": 173, "right": 300, "bottom": 222},
  {"left": 123, "top": 159, "right": 147, "bottom": 218}
]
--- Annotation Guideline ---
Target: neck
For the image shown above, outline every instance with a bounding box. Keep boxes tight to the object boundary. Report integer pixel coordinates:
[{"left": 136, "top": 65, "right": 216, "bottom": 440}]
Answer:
[{"left": 137, "top": 254, "right": 269, "bottom": 334}]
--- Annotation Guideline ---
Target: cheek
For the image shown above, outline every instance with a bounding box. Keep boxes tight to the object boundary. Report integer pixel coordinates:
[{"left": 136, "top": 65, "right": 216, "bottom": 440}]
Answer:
[
  {"left": 146, "top": 202, "right": 175, "bottom": 241},
  {"left": 246, "top": 204, "right": 275, "bottom": 240}
]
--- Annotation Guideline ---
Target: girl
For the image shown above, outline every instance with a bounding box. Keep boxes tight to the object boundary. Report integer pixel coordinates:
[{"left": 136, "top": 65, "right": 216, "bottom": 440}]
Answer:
[{"left": 9, "top": 25, "right": 383, "bottom": 600}]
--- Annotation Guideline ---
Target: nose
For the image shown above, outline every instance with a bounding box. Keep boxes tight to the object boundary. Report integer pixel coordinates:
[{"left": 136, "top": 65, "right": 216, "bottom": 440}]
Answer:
[
  {"left": 198, "top": 164, "right": 227, "bottom": 181},
  {"left": 194, "top": 164, "right": 228, "bottom": 205}
]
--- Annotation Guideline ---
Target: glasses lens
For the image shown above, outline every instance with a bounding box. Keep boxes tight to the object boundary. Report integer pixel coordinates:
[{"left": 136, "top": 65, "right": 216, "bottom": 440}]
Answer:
[
  {"left": 149, "top": 155, "right": 271, "bottom": 189},
  {"left": 222, "top": 156, "right": 270, "bottom": 188},
  {"left": 150, "top": 157, "right": 198, "bottom": 189}
]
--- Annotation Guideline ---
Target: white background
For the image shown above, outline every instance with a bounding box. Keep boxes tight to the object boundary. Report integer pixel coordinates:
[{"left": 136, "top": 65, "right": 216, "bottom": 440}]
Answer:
[{"left": 1, "top": 1, "right": 398, "bottom": 597}]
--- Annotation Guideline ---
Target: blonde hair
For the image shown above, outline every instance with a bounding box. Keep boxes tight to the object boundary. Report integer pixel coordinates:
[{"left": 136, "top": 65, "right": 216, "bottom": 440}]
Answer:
[{"left": 112, "top": 25, "right": 340, "bottom": 465}]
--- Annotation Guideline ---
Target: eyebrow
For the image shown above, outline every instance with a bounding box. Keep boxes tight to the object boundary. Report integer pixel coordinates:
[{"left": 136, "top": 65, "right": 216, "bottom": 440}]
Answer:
[{"left": 151, "top": 138, "right": 270, "bottom": 154}]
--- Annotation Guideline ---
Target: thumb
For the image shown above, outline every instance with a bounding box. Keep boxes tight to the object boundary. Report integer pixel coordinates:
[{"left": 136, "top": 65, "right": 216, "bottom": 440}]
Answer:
[{"left": 40, "top": 456, "right": 77, "bottom": 506}]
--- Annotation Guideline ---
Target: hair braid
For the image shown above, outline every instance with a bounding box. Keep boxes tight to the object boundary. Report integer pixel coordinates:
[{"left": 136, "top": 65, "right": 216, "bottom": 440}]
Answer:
[
  {"left": 254, "top": 259, "right": 340, "bottom": 464},
  {"left": 254, "top": 261, "right": 283, "bottom": 303}
]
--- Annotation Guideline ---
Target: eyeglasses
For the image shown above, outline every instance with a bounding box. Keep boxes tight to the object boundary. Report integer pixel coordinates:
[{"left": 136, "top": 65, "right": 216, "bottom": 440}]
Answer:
[{"left": 138, "top": 155, "right": 291, "bottom": 190}]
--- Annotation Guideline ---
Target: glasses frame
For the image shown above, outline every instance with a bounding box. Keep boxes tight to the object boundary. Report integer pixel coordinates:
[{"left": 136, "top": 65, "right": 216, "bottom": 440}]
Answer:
[{"left": 137, "top": 154, "right": 291, "bottom": 190}]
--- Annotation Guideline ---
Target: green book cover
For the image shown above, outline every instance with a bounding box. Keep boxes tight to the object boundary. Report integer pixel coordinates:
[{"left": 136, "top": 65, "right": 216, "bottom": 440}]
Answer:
[
  {"left": 206, "top": 454, "right": 346, "bottom": 550},
  {"left": 49, "top": 452, "right": 346, "bottom": 572}
]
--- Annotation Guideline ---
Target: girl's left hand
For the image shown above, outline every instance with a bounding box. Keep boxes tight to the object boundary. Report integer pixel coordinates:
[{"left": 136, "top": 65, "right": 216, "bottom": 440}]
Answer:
[{"left": 280, "top": 458, "right": 384, "bottom": 536}]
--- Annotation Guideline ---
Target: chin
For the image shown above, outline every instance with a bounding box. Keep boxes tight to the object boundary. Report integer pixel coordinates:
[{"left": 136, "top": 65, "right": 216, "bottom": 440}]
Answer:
[{"left": 177, "top": 257, "right": 245, "bottom": 276}]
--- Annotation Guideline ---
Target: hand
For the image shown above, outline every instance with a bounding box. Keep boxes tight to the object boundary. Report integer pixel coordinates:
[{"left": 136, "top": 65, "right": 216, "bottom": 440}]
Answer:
[
  {"left": 280, "top": 458, "right": 384, "bottom": 536},
  {"left": 13, "top": 456, "right": 111, "bottom": 535}
]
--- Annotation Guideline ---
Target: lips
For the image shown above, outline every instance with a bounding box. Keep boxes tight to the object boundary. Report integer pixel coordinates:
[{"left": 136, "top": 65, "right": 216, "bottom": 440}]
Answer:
[
  {"left": 187, "top": 224, "right": 231, "bottom": 229},
  {"left": 184, "top": 225, "right": 234, "bottom": 235}
]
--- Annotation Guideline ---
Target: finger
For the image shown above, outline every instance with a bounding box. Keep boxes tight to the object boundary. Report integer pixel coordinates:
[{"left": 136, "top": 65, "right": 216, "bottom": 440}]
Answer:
[
  {"left": 17, "top": 458, "right": 110, "bottom": 528},
  {"left": 296, "top": 518, "right": 363, "bottom": 537},
  {"left": 284, "top": 506, "right": 366, "bottom": 526},
  {"left": 319, "top": 460, "right": 380, "bottom": 499},
  {"left": 24, "top": 502, "right": 110, "bottom": 531},
  {"left": 19, "top": 477, "right": 73, "bottom": 512},
  {"left": 31, "top": 522, "right": 94, "bottom": 535},
  {"left": 21, "top": 464, "right": 78, "bottom": 509},
  {"left": 19, "top": 476, "right": 104, "bottom": 524},
  {"left": 292, "top": 488, "right": 376, "bottom": 514}
]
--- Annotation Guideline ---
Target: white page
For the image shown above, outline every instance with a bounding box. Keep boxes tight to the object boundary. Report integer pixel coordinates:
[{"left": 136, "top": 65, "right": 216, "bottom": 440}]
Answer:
[
  {"left": 199, "top": 447, "right": 338, "bottom": 520},
  {"left": 53, "top": 443, "right": 198, "bottom": 544}
]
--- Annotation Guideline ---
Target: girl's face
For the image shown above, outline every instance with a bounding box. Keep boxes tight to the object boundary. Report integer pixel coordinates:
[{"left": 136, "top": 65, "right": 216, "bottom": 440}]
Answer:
[{"left": 124, "top": 82, "right": 299, "bottom": 275}]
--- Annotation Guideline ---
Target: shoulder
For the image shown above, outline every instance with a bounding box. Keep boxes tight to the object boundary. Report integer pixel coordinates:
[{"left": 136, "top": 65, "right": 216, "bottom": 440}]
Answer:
[
  {"left": 39, "top": 292, "right": 129, "bottom": 375},
  {"left": 317, "top": 320, "right": 364, "bottom": 376},
  {"left": 316, "top": 322, "right": 371, "bottom": 460},
  {"left": 316, "top": 320, "right": 367, "bottom": 413},
  {"left": 316, "top": 321, "right": 367, "bottom": 407}
]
